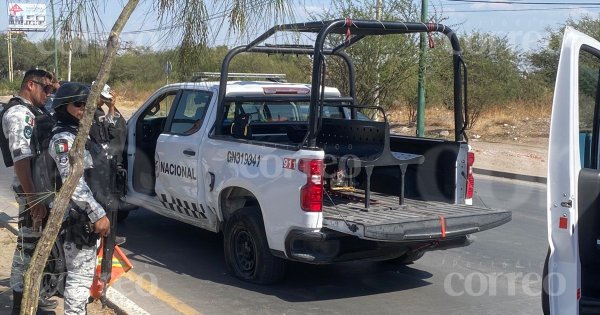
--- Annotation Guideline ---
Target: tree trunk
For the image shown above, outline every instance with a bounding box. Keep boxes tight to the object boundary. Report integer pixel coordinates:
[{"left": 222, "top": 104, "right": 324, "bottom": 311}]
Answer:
[{"left": 20, "top": 1, "right": 139, "bottom": 314}]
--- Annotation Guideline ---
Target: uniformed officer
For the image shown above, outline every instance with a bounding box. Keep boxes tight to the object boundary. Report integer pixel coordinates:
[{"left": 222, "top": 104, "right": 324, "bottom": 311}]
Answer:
[
  {"left": 89, "top": 83, "right": 135, "bottom": 223},
  {"left": 90, "top": 83, "right": 126, "bottom": 167},
  {"left": 49, "top": 82, "right": 111, "bottom": 315},
  {"left": 2, "top": 68, "right": 58, "bottom": 313}
]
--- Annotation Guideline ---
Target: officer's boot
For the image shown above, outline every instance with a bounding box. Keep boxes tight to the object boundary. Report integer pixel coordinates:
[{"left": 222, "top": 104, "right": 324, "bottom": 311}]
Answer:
[
  {"left": 11, "top": 291, "right": 58, "bottom": 315},
  {"left": 11, "top": 291, "right": 22, "bottom": 315},
  {"left": 38, "top": 296, "right": 58, "bottom": 310}
]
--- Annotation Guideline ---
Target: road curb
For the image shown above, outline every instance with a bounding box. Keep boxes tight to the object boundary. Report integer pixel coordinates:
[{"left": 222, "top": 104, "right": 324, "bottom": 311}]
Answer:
[
  {"left": 106, "top": 287, "right": 150, "bottom": 315},
  {"left": 0, "top": 213, "right": 148, "bottom": 315},
  {"left": 474, "top": 168, "right": 547, "bottom": 184},
  {"left": 0, "top": 214, "right": 18, "bottom": 235}
]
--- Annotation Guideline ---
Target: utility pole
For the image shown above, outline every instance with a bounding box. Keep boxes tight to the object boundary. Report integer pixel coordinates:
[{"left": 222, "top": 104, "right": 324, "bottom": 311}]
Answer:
[
  {"left": 7, "top": 31, "right": 14, "bottom": 83},
  {"left": 51, "top": 0, "right": 58, "bottom": 77},
  {"left": 67, "top": 42, "right": 72, "bottom": 81},
  {"left": 374, "top": 0, "right": 383, "bottom": 107},
  {"left": 416, "top": 0, "right": 428, "bottom": 137}
]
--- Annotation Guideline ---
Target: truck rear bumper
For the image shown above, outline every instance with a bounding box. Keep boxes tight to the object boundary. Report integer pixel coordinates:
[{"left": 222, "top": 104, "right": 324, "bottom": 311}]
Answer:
[{"left": 281, "top": 228, "right": 472, "bottom": 264}]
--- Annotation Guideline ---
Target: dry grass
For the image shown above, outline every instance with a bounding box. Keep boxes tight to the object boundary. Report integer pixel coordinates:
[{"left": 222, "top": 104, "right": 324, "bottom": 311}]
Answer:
[
  {"left": 112, "top": 81, "right": 164, "bottom": 109},
  {"left": 470, "top": 97, "right": 552, "bottom": 142},
  {"left": 386, "top": 96, "right": 553, "bottom": 143}
]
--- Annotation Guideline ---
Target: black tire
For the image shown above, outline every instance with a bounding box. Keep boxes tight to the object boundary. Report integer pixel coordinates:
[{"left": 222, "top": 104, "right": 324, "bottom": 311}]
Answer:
[
  {"left": 385, "top": 251, "right": 425, "bottom": 265},
  {"left": 542, "top": 247, "right": 550, "bottom": 315},
  {"left": 117, "top": 210, "right": 130, "bottom": 222},
  {"left": 224, "top": 207, "right": 286, "bottom": 284}
]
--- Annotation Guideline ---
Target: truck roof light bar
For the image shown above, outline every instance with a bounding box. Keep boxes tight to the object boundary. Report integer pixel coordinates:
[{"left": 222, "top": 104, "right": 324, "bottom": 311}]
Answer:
[
  {"left": 263, "top": 87, "right": 310, "bottom": 95},
  {"left": 264, "top": 44, "right": 314, "bottom": 49}
]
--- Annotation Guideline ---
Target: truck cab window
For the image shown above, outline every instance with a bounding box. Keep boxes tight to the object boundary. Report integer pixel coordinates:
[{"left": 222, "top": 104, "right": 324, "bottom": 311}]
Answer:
[
  {"left": 168, "top": 90, "right": 212, "bottom": 135},
  {"left": 144, "top": 92, "right": 176, "bottom": 119},
  {"left": 579, "top": 48, "right": 600, "bottom": 169},
  {"left": 225, "top": 102, "right": 345, "bottom": 124}
]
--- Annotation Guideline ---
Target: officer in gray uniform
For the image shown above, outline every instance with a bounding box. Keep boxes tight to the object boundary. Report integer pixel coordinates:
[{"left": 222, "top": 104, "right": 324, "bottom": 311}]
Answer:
[
  {"left": 88, "top": 83, "right": 136, "bottom": 224},
  {"left": 49, "top": 82, "right": 111, "bottom": 315},
  {"left": 1, "top": 69, "right": 58, "bottom": 313},
  {"left": 90, "top": 83, "right": 126, "bottom": 166}
]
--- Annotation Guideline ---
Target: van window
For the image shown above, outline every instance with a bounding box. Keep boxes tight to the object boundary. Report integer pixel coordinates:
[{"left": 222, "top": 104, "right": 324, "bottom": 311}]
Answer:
[{"left": 578, "top": 48, "right": 600, "bottom": 169}]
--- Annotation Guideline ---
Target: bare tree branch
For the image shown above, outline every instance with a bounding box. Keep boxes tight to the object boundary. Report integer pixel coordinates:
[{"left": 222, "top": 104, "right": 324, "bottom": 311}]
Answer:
[
  {"left": 20, "top": 2, "right": 298, "bottom": 311},
  {"left": 20, "top": 1, "right": 140, "bottom": 314}
]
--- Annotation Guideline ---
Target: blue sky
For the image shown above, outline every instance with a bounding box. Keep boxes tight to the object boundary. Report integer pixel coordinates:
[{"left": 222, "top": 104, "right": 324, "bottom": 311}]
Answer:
[{"left": 1, "top": 0, "right": 599, "bottom": 52}]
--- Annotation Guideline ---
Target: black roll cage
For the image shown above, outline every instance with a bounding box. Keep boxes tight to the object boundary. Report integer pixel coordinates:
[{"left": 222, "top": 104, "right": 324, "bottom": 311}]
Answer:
[{"left": 214, "top": 19, "right": 467, "bottom": 147}]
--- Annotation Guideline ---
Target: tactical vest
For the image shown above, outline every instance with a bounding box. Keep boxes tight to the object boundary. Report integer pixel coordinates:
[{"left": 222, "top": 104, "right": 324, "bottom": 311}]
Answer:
[
  {"left": 33, "top": 123, "right": 113, "bottom": 210},
  {"left": 0, "top": 97, "right": 54, "bottom": 167},
  {"left": 84, "top": 136, "right": 113, "bottom": 208},
  {"left": 87, "top": 109, "right": 124, "bottom": 209},
  {"left": 32, "top": 125, "right": 75, "bottom": 209}
]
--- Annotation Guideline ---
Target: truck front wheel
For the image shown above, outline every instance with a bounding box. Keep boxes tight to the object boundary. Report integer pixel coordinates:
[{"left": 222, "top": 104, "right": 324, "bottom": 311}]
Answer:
[
  {"left": 385, "top": 250, "right": 425, "bottom": 265},
  {"left": 224, "top": 207, "right": 286, "bottom": 284}
]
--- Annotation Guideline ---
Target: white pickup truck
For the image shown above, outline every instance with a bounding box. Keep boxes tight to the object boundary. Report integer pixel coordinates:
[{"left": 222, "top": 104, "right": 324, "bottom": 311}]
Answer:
[{"left": 122, "top": 20, "right": 511, "bottom": 284}]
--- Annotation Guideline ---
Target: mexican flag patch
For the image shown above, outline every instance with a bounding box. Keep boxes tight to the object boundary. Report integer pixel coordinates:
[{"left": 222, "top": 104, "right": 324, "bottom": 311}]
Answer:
[
  {"left": 54, "top": 140, "right": 69, "bottom": 154},
  {"left": 24, "top": 115, "right": 34, "bottom": 126}
]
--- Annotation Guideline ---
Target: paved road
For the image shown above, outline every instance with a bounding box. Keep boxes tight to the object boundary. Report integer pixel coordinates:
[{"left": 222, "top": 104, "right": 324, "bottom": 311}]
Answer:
[{"left": 109, "top": 175, "right": 546, "bottom": 315}]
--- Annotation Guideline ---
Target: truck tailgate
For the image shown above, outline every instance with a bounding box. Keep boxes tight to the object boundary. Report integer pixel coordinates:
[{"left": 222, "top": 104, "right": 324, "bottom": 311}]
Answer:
[{"left": 323, "top": 190, "right": 511, "bottom": 241}]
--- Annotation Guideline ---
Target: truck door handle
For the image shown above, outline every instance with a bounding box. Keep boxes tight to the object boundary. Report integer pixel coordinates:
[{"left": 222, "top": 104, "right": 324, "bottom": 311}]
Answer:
[
  {"left": 183, "top": 149, "right": 196, "bottom": 156},
  {"left": 208, "top": 172, "right": 215, "bottom": 191}
]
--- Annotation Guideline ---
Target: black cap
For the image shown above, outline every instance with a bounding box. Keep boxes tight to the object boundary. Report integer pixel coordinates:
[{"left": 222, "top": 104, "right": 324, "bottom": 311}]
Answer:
[{"left": 52, "top": 82, "right": 90, "bottom": 110}]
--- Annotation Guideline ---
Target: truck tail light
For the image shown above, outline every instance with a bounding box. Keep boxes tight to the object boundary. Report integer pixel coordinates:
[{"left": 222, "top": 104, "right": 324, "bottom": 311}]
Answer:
[
  {"left": 299, "top": 159, "right": 323, "bottom": 212},
  {"left": 466, "top": 150, "right": 475, "bottom": 204}
]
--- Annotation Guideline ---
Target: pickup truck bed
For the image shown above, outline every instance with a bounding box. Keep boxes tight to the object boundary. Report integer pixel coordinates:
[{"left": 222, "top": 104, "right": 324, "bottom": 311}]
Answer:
[{"left": 323, "top": 189, "right": 511, "bottom": 242}]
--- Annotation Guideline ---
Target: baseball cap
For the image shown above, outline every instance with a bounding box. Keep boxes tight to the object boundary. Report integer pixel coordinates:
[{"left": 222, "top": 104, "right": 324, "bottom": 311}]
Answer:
[{"left": 92, "top": 81, "right": 113, "bottom": 99}]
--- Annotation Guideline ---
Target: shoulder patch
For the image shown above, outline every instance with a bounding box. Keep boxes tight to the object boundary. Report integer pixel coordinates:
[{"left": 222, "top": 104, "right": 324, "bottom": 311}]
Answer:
[
  {"left": 23, "top": 126, "right": 32, "bottom": 139},
  {"left": 58, "top": 154, "right": 69, "bottom": 166},
  {"left": 54, "top": 139, "right": 69, "bottom": 154},
  {"left": 24, "top": 115, "right": 35, "bottom": 126}
]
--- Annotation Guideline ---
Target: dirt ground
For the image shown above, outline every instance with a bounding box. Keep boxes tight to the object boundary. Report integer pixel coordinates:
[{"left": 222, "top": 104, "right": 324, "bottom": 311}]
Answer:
[
  {"left": 386, "top": 121, "right": 549, "bottom": 178},
  {"left": 470, "top": 137, "right": 547, "bottom": 177},
  {"left": 0, "top": 228, "right": 116, "bottom": 314},
  {"left": 0, "top": 227, "right": 14, "bottom": 313}
]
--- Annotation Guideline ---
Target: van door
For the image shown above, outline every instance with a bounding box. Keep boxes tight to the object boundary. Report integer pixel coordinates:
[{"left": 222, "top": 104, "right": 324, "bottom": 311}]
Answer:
[
  {"left": 154, "top": 89, "right": 216, "bottom": 229},
  {"left": 545, "top": 27, "right": 600, "bottom": 315}
]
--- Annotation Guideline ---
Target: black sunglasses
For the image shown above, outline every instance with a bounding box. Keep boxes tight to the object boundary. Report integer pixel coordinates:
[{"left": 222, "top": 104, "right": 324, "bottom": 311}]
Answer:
[
  {"left": 71, "top": 102, "right": 86, "bottom": 108},
  {"left": 30, "top": 80, "right": 55, "bottom": 94}
]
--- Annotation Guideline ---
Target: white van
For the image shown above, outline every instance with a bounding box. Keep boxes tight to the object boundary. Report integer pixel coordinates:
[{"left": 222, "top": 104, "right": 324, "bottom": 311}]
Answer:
[{"left": 544, "top": 27, "right": 600, "bottom": 314}]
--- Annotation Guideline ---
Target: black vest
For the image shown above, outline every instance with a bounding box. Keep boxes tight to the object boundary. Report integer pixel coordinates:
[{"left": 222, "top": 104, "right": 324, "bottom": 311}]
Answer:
[{"left": 0, "top": 97, "right": 54, "bottom": 167}]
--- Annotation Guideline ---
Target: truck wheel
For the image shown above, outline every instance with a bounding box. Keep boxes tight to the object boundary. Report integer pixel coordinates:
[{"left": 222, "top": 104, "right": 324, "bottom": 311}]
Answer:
[
  {"left": 542, "top": 247, "right": 550, "bottom": 315},
  {"left": 385, "top": 251, "right": 425, "bottom": 265},
  {"left": 224, "top": 207, "right": 286, "bottom": 284}
]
